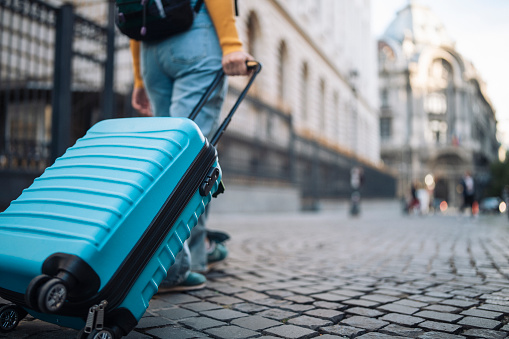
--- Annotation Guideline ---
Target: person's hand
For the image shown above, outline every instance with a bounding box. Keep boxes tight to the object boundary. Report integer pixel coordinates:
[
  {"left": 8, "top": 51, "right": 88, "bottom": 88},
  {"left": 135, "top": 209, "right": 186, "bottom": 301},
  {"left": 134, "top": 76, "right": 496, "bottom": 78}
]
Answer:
[
  {"left": 132, "top": 86, "right": 153, "bottom": 117},
  {"left": 222, "top": 51, "right": 255, "bottom": 76}
]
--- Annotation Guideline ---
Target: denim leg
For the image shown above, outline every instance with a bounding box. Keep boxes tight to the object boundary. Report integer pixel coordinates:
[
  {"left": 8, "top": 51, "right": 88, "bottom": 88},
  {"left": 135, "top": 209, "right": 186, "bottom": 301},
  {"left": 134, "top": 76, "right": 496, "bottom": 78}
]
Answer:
[
  {"left": 160, "top": 242, "right": 191, "bottom": 287},
  {"left": 140, "top": 10, "right": 225, "bottom": 285}
]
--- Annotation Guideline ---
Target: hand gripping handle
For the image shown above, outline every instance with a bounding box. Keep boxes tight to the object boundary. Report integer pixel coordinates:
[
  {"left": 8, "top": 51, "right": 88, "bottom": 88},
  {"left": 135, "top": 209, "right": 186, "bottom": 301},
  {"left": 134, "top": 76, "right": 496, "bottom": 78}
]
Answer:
[{"left": 188, "top": 61, "right": 263, "bottom": 146}]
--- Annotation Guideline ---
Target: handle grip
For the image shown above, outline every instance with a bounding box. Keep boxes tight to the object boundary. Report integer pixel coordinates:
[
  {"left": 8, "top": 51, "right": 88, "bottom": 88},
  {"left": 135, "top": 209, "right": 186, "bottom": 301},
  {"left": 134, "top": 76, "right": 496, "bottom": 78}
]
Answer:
[{"left": 188, "top": 61, "right": 262, "bottom": 146}]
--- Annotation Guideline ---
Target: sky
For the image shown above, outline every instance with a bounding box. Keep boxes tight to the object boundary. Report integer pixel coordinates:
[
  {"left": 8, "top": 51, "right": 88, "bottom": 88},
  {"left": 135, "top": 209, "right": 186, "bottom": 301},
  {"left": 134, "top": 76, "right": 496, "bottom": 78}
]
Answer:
[{"left": 371, "top": 0, "right": 509, "bottom": 149}]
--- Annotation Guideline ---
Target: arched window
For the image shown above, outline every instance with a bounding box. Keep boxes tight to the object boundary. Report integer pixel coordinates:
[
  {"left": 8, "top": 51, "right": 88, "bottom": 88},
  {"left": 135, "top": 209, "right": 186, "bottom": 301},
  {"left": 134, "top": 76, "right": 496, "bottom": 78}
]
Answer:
[
  {"left": 277, "top": 41, "right": 289, "bottom": 105},
  {"left": 319, "top": 79, "right": 326, "bottom": 130},
  {"left": 300, "top": 62, "right": 309, "bottom": 121},
  {"left": 246, "top": 12, "right": 261, "bottom": 58}
]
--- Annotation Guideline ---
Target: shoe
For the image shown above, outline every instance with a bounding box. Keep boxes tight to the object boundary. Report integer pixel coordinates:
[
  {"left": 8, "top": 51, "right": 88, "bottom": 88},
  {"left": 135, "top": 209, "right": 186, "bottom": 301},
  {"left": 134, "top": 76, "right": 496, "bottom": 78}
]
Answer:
[
  {"left": 157, "top": 272, "right": 206, "bottom": 293},
  {"left": 207, "top": 242, "right": 228, "bottom": 269}
]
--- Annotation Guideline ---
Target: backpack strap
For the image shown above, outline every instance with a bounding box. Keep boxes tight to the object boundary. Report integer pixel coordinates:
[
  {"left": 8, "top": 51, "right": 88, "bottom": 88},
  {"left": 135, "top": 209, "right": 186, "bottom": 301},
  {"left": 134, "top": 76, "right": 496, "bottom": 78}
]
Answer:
[{"left": 194, "top": 0, "right": 204, "bottom": 12}]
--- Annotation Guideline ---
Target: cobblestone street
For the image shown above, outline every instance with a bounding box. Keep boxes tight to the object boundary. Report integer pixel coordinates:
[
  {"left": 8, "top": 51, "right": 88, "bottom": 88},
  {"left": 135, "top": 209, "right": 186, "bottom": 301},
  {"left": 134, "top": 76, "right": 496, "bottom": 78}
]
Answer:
[{"left": 3, "top": 200, "right": 509, "bottom": 338}]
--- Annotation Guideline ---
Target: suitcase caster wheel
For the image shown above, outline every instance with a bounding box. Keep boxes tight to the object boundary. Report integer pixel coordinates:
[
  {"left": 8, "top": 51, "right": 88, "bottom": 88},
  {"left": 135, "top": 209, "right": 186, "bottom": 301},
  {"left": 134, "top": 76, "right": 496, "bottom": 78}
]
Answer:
[
  {"left": 0, "top": 304, "right": 27, "bottom": 333},
  {"left": 26, "top": 274, "right": 52, "bottom": 311},
  {"left": 38, "top": 278, "right": 67, "bottom": 313}
]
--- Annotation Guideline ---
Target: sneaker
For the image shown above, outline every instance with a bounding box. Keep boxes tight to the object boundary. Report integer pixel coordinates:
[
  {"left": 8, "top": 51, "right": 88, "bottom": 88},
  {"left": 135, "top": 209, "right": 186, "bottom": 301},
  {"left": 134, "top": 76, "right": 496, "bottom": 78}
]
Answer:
[
  {"left": 207, "top": 242, "right": 228, "bottom": 269},
  {"left": 157, "top": 272, "right": 206, "bottom": 293}
]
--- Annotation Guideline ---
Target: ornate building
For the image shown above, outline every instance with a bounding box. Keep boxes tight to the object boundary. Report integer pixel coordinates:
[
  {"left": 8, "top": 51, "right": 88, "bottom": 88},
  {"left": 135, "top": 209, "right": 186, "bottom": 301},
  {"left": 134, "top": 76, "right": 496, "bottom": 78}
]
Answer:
[{"left": 378, "top": 2, "right": 499, "bottom": 206}]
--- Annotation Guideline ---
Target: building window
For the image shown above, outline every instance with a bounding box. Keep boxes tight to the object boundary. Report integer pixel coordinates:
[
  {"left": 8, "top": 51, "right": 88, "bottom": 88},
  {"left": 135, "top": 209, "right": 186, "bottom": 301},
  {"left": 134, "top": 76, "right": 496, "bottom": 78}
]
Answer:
[
  {"left": 380, "top": 117, "right": 392, "bottom": 140},
  {"left": 319, "top": 78, "right": 326, "bottom": 130},
  {"left": 428, "top": 120, "right": 448, "bottom": 144},
  {"left": 300, "top": 62, "right": 309, "bottom": 121},
  {"left": 380, "top": 89, "right": 389, "bottom": 107},
  {"left": 425, "top": 92, "right": 447, "bottom": 114},
  {"left": 277, "top": 41, "right": 289, "bottom": 105}
]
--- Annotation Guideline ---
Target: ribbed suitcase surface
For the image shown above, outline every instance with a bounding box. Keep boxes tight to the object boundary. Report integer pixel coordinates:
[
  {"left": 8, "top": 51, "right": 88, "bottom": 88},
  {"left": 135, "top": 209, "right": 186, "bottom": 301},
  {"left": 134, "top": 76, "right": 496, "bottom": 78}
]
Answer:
[{"left": 0, "top": 117, "right": 219, "bottom": 318}]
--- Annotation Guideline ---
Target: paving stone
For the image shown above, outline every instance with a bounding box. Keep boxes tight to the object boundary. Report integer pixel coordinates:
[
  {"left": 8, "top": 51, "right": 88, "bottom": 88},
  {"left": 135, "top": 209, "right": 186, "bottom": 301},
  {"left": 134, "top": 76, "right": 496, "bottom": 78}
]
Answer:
[
  {"left": 313, "top": 301, "right": 348, "bottom": 310},
  {"left": 125, "top": 331, "right": 153, "bottom": 339},
  {"left": 332, "top": 289, "right": 366, "bottom": 298},
  {"left": 235, "top": 291, "right": 270, "bottom": 301},
  {"left": 262, "top": 324, "right": 318, "bottom": 339},
  {"left": 256, "top": 308, "right": 299, "bottom": 321},
  {"left": 156, "top": 293, "right": 200, "bottom": 305},
  {"left": 136, "top": 316, "right": 177, "bottom": 329},
  {"left": 232, "top": 302, "right": 269, "bottom": 314},
  {"left": 230, "top": 315, "right": 281, "bottom": 331},
  {"left": 158, "top": 308, "right": 199, "bottom": 320},
  {"left": 310, "top": 293, "right": 350, "bottom": 302},
  {"left": 479, "top": 303, "right": 509, "bottom": 313},
  {"left": 287, "top": 315, "right": 333, "bottom": 329},
  {"left": 285, "top": 295, "right": 316, "bottom": 304},
  {"left": 343, "top": 299, "right": 380, "bottom": 307},
  {"left": 178, "top": 316, "right": 226, "bottom": 331},
  {"left": 409, "top": 295, "right": 444, "bottom": 303},
  {"left": 394, "top": 299, "right": 428, "bottom": 308},
  {"left": 317, "top": 335, "right": 350, "bottom": 339},
  {"left": 345, "top": 307, "right": 384, "bottom": 317},
  {"left": 379, "top": 313, "right": 425, "bottom": 326},
  {"left": 380, "top": 323, "right": 425, "bottom": 337},
  {"left": 423, "top": 304, "right": 461, "bottom": 313},
  {"left": 207, "top": 295, "right": 244, "bottom": 305},
  {"left": 417, "top": 331, "right": 465, "bottom": 339},
  {"left": 457, "top": 316, "right": 501, "bottom": 329},
  {"left": 460, "top": 308, "right": 503, "bottom": 319},
  {"left": 361, "top": 294, "right": 400, "bottom": 304},
  {"left": 205, "top": 325, "right": 259, "bottom": 339},
  {"left": 356, "top": 332, "right": 406, "bottom": 339},
  {"left": 279, "top": 304, "right": 316, "bottom": 312},
  {"left": 341, "top": 316, "right": 389, "bottom": 331},
  {"left": 418, "top": 320, "right": 462, "bottom": 333},
  {"left": 462, "top": 328, "right": 508, "bottom": 339},
  {"left": 320, "top": 324, "right": 367, "bottom": 337},
  {"left": 303, "top": 308, "right": 344, "bottom": 321},
  {"left": 378, "top": 303, "right": 419, "bottom": 315},
  {"left": 413, "top": 310, "right": 463, "bottom": 322},
  {"left": 440, "top": 299, "right": 480, "bottom": 308},
  {"left": 181, "top": 301, "right": 223, "bottom": 312},
  {"left": 145, "top": 326, "right": 208, "bottom": 339},
  {"left": 200, "top": 308, "right": 248, "bottom": 321}
]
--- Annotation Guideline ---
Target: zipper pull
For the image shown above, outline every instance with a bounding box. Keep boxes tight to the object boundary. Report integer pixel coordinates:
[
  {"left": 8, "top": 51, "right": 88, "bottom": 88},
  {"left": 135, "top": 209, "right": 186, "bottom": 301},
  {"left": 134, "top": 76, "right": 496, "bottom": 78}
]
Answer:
[
  {"left": 84, "top": 300, "right": 108, "bottom": 333},
  {"left": 84, "top": 305, "right": 98, "bottom": 334},
  {"left": 96, "top": 300, "right": 108, "bottom": 331}
]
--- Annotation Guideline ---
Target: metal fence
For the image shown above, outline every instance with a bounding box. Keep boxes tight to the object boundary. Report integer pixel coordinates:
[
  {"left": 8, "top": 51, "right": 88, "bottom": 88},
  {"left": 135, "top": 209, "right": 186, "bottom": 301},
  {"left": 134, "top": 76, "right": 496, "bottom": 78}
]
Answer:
[{"left": 0, "top": 0, "right": 396, "bottom": 210}]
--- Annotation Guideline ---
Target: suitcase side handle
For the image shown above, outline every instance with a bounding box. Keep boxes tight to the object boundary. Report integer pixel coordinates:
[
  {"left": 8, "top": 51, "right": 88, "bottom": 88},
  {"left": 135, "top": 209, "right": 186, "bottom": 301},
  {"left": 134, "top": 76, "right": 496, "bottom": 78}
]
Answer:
[{"left": 188, "top": 61, "right": 263, "bottom": 146}]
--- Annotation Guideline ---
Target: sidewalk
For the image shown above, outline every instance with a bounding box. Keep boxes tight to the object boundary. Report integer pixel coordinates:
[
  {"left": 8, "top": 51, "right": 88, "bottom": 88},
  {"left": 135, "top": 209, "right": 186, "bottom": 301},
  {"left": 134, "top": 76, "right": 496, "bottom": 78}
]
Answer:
[{"left": 2, "top": 200, "right": 509, "bottom": 338}]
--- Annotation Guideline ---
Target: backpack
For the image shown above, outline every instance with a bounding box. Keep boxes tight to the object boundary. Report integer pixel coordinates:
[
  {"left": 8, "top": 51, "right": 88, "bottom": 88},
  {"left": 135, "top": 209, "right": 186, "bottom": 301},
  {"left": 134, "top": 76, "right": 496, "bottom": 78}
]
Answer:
[{"left": 115, "top": 0, "right": 204, "bottom": 41}]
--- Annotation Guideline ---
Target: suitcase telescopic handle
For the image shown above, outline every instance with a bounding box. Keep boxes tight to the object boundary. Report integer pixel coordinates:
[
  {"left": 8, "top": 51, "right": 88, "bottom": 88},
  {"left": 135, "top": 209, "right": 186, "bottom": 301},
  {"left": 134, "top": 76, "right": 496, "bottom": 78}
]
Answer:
[{"left": 188, "top": 61, "right": 263, "bottom": 146}]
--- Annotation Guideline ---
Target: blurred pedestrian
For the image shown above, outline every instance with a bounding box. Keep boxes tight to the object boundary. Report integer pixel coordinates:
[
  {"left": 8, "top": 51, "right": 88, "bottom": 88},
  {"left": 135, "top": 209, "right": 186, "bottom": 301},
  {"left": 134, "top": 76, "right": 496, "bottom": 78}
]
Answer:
[
  {"left": 129, "top": 0, "right": 254, "bottom": 292},
  {"left": 350, "top": 166, "right": 364, "bottom": 216},
  {"left": 460, "top": 171, "right": 476, "bottom": 216}
]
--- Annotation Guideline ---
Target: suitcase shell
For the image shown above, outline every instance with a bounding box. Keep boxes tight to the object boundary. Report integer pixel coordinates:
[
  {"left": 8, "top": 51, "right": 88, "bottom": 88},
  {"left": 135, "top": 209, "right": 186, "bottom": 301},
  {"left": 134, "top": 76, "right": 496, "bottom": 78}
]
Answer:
[{"left": 0, "top": 117, "right": 222, "bottom": 333}]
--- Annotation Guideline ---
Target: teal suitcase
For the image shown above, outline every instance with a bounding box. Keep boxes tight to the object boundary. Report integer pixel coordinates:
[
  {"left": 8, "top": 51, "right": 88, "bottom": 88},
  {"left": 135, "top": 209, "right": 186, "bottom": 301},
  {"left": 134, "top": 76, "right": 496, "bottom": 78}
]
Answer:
[{"left": 0, "top": 62, "right": 261, "bottom": 338}]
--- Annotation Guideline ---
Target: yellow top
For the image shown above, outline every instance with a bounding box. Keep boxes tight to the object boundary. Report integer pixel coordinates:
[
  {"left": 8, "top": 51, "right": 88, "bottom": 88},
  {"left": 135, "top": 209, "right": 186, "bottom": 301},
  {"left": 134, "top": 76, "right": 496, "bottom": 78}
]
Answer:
[{"left": 130, "top": 0, "right": 243, "bottom": 89}]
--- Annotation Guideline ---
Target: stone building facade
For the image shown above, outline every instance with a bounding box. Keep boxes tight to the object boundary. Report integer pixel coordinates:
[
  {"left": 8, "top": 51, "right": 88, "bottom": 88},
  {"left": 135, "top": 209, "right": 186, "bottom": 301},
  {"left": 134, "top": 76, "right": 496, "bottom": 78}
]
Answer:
[{"left": 378, "top": 2, "right": 499, "bottom": 207}]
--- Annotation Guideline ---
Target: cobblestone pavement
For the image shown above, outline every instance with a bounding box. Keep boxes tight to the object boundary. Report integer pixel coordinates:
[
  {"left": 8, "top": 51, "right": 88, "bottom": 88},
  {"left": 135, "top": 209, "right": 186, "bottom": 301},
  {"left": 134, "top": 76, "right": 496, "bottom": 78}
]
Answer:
[{"left": 3, "top": 200, "right": 509, "bottom": 338}]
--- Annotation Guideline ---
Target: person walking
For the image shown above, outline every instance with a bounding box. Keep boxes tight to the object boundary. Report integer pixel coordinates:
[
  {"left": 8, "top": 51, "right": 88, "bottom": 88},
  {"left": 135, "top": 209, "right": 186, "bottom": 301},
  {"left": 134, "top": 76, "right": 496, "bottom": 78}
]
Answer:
[{"left": 129, "top": 0, "right": 254, "bottom": 291}]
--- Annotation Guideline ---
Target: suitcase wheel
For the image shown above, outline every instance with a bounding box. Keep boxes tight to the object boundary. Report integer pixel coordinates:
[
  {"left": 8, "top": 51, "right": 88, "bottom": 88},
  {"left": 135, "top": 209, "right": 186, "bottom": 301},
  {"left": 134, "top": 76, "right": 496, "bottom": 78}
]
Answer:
[
  {"left": 25, "top": 274, "right": 52, "bottom": 311},
  {"left": 37, "top": 278, "right": 68, "bottom": 313},
  {"left": 0, "top": 304, "right": 28, "bottom": 333}
]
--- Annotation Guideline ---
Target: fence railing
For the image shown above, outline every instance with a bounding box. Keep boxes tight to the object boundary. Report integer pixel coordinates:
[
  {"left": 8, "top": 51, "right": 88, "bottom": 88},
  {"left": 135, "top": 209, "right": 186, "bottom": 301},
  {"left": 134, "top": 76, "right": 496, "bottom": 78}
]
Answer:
[{"left": 0, "top": 0, "right": 396, "bottom": 210}]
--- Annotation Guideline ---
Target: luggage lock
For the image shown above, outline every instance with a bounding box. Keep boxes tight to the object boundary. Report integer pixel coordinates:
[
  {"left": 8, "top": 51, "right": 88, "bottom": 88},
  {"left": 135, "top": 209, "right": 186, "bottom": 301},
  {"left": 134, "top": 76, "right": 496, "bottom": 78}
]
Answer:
[{"left": 200, "top": 167, "right": 220, "bottom": 196}]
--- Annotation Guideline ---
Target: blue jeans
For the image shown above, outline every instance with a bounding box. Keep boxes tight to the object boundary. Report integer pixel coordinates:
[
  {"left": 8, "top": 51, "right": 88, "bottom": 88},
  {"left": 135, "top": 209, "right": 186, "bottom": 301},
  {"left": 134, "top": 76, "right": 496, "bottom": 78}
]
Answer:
[{"left": 140, "top": 2, "right": 226, "bottom": 285}]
